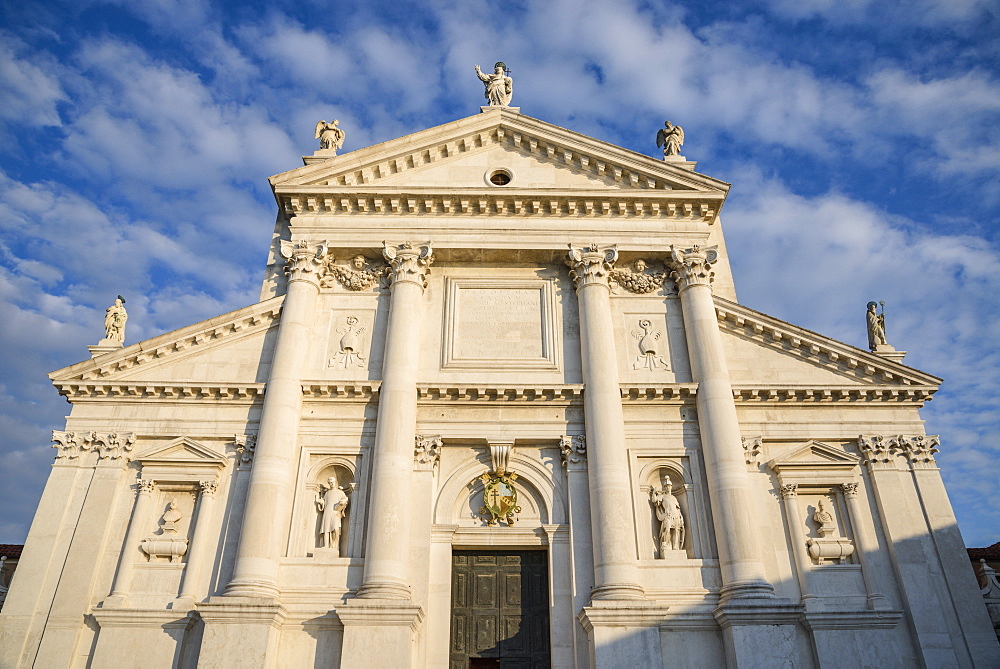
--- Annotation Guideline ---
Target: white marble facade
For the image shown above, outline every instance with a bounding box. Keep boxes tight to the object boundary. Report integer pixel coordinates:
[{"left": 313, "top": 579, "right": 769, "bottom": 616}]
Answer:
[{"left": 1, "top": 107, "right": 997, "bottom": 668}]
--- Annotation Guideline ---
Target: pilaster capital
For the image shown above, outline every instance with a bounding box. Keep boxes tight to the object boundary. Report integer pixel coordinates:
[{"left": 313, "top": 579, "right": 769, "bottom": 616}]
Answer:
[
  {"left": 559, "top": 435, "right": 587, "bottom": 468},
  {"left": 858, "top": 435, "right": 896, "bottom": 470},
  {"left": 199, "top": 479, "right": 219, "bottom": 496},
  {"left": 742, "top": 436, "right": 763, "bottom": 468},
  {"left": 137, "top": 476, "right": 155, "bottom": 494},
  {"left": 279, "top": 240, "right": 329, "bottom": 286},
  {"left": 52, "top": 430, "right": 136, "bottom": 464},
  {"left": 666, "top": 244, "right": 718, "bottom": 292},
  {"left": 414, "top": 434, "right": 442, "bottom": 470},
  {"left": 779, "top": 483, "right": 798, "bottom": 499},
  {"left": 841, "top": 482, "right": 860, "bottom": 498},
  {"left": 566, "top": 244, "right": 618, "bottom": 290},
  {"left": 383, "top": 241, "right": 433, "bottom": 290},
  {"left": 234, "top": 434, "right": 257, "bottom": 466},
  {"left": 896, "top": 434, "right": 940, "bottom": 469}
]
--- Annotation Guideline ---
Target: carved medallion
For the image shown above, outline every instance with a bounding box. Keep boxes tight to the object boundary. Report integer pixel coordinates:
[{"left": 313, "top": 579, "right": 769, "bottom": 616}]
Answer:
[{"left": 477, "top": 469, "right": 522, "bottom": 526}]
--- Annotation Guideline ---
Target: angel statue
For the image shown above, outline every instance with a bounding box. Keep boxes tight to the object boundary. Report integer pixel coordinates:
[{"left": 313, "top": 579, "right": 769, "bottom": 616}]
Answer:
[
  {"left": 475, "top": 62, "right": 513, "bottom": 107},
  {"left": 104, "top": 295, "right": 128, "bottom": 343},
  {"left": 314, "top": 119, "right": 345, "bottom": 154},
  {"left": 656, "top": 121, "right": 685, "bottom": 159}
]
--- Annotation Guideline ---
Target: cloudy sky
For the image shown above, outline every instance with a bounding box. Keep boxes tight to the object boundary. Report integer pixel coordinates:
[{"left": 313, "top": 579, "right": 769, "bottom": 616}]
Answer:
[{"left": 1, "top": 0, "right": 997, "bottom": 547}]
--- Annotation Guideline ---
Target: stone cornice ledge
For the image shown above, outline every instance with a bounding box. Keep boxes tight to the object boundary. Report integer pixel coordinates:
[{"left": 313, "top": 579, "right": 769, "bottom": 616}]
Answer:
[
  {"left": 732, "top": 385, "right": 937, "bottom": 404},
  {"left": 578, "top": 600, "right": 672, "bottom": 632},
  {"left": 799, "top": 609, "right": 903, "bottom": 630},
  {"left": 418, "top": 385, "right": 583, "bottom": 402},
  {"left": 55, "top": 383, "right": 264, "bottom": 402}
]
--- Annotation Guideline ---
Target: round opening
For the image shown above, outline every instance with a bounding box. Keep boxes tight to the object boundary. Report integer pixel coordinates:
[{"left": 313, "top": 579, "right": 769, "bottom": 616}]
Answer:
[{"left": 488, "top": 169, "right": 512, "bottom": 186}]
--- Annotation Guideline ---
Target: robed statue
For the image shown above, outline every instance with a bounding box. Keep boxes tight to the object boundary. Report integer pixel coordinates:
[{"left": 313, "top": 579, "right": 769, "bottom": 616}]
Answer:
[
  {"left": 104, "top": 295, "right": 128, "bottom": 343},
  {"left": 316, "top": 474, "right": 350, "bottom": 554},
  {"left": 866, "top": 301, "right": 887, "bottom": 351},
  {"left": 314, "top": 119, "right": 346, "bottom": 153},
  {"left": 475, "top": 62, "right": 513, "bottom": 107},
  {"left": 656, "top": 121, "right": 685, "bottom": 158}
]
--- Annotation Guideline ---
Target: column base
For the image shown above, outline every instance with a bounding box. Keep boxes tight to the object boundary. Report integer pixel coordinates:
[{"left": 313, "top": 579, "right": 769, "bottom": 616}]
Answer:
[
  {"left": 223, "top": 579, "right": 280, "bottom": 599},
  {"left": 578, "top": 600, "right": 669, "bottom": 667},
  {"left": 91, "top": 607, "right": 196, "bottom": 667},
  {"left": 356, "top": 579, "right": 412, "bottom": 600},
  {"left": 718, "top": 579, "right": 776, "bottom": 603},
  {"left": 337, "top": 598, "right": 424, "bottom": 668},
  {"left": 714, "top": 599, "right": 804, "bottom": 667},
  {"left": 196, "top": 596, "right": 286, "bottom": 668},
  {"left": 590, "top": 582, "right": 646, "bottom": 601}
]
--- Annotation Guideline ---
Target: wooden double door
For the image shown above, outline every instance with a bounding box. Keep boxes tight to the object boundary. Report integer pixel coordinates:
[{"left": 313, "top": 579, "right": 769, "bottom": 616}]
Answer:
[{"left": 449, "top": 550, "right": 551, "bottom": 668}]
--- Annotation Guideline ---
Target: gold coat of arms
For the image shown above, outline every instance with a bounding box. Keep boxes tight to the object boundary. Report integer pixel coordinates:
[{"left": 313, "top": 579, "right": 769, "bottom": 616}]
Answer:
[{"left": 477, "top": 470, "right": 521, "bottom": 526}]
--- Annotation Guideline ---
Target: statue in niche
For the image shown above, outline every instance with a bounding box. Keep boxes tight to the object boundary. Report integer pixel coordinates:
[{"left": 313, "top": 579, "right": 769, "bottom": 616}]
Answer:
[
  {"left": 656, "top": 121, "right": 685, "bottom": 158},
  {"left": 475, "top": 62, "right": 513, "bottom": 107},
  {"left": 330, "top": 315, "right": 367, "bottom": 368},
  {"left": 813, "top": 499, "right": 836, "bottom": 537},
  {"left": 866, "top": 300, "right": 888, "bottom": 350},
  {"left": 316, "top": 473, "right": 350, "bottom": 554},
  {"left": 103, "top": 295, "right": 128, "bottom": 343},
  {"left": 610, "top": 259, "right": 668, "bottom": 294},
  {"left": 314, "top": 119, "right": 345, "bottom": 153},
  {"left": 632, "top": 319, "right": 670, "bottom": 370},
  {"left": 650, "top": 476, "right": 685, "bottom": 555}
]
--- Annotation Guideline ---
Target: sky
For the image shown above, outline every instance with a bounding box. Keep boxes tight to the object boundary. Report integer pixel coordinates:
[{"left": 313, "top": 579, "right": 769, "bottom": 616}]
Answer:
[{"left": 0, "top": 0, "right": 998, "bottom": 547}]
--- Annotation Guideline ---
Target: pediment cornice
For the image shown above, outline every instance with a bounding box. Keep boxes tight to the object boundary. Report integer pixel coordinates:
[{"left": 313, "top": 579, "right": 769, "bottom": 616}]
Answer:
[
  {"left": 49, "top": 297, "right": 283, "bottom": 383},
  {"left": 270, "top": 109, "right": 729, "bottom": 208},
  {"left": 715, "top": 297, "right": 942, "bottom": 389}
]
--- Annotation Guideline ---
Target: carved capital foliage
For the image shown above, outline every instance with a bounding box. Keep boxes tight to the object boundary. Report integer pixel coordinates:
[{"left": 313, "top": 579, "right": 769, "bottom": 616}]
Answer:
[
  {"left": 559, "top": 435, "right": 587, "bottom": 467},
  {"left": 414, "top": 434, "right": 443, "bottom": 470},
  {"left": 779, "top": 483, "right": 798, "bottom": 499},
  {"left": 52, "top": 430, "right": 135, "bottom": 463},
  {"left": 320, "top": 254, "right": 388, "bottom": 291},
  {"left": 234, "top": 434, "right": 257, "bottom": 465},
  {"left": 858, "top": 435, "right": 895, "bottom": 470},
  {"left": 859, "top": 434, "right": 940, "bottom": 470},
  {"left": 742, "top": 436, "right": 763, "bottom": 468},
  {"left": 136, "top": 476, "right": 155, "bottom": 494},
  {"left": 841, "top": 482, "right": 860, "bottom": 498},
  {"left": 280, "top": 240, "right": 329, "bottom": 285},
  {"left": 566, "top": 244, "right": 618, "bottom": 290},
  {"left": 666, "top": 244, "right": 718, "bottom": 292},
  {"left": 383, "top": 241, "right": 433, "bottom": 289},
  {"left": 897, "top": 434, "right": 940, "bottom": 469},
  {"left": 199, "top": 479, "right": 219, "bottom": 496}
]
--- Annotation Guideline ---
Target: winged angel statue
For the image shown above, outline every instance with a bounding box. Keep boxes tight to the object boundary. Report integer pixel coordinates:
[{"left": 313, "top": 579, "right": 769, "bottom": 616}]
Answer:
[
  {"left": 656, "top": 121, "right": 684, "bottom": 158},
  {"left": 314, "top": 119, "right": 346, "bottom": 153}
]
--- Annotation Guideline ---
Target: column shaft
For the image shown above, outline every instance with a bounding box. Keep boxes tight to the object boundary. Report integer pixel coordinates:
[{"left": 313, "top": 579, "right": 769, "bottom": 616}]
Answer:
[
  {"left": 841, "top": 483, "right": 887, "bottom": 609},
  {"left": 357, "top": 242, "right": 432, "bottom": 600},
  {"left": 227, "top": 242, "right": 325, "bottom": 597},
  {"left": 778, "top": 484, "right": 814, "bottom": 603},
  {"left": 108, "top": 477, "right": 155, "bottom": 600},
  {"left": 669, "top": 245, "right": 773, "bottom": 600},
  {"left": 567, "top": 245, "right": 643, "bottom": 600},
  {"left": 178, "top": 480, "right": 219, "bottom": 600}
]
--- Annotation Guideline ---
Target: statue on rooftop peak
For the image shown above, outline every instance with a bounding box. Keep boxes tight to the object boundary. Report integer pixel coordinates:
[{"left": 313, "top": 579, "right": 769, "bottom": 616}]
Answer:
[
  {"left": 475, "top": 62, "right": 513, "bottom": 107},
  {"left": 314, "top": 119, "right": 345, "bottom": 154},
  {"left": 656, "top": 121, "right": 685, "bottom": 159},
  {"left": 103, "top": 295, "right": 127, "bottom": 343},
  {"left": 866, "top": 300, "right": 888, "bottom": 351}
]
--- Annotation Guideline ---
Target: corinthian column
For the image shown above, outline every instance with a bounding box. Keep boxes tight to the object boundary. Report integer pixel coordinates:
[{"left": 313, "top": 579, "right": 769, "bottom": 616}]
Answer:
[
  {"left": 667, "top": 245, "right": 774, "bottom": 601},
  {"left": 356, "top": 241, "right": 433, "bottom": 599},
  {"left": 226, "top": 240, "right": 327, "bottom": 598},
  {"left": 566, "top": 244, "right": 644, "bottom": 600}
]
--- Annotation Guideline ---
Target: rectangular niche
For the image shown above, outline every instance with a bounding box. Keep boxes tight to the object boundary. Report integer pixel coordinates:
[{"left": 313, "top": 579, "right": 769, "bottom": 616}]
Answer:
[{"left": 443, "top": 278, "right": 560, "bottom": 371}]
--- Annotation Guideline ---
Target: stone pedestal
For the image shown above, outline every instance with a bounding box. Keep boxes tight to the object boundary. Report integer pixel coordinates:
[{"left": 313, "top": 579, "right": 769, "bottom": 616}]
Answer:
[
  {"left": 91, "top": 608, "right": 196, "bottom": 667},
  {"left": 88, "top": 338, "right": 123, "bottom": 358},
  {"left": 873, "top": 344, "right": 906, "bottom": 362},
  {"left": 196, "top": 597, "right": 286, "bottom": 669},
  {"left": 337, "top": 599, "right": 424, "bottom": 668},
  {"left": 578, "top": 601, "right": 668, "bottom": 667}
]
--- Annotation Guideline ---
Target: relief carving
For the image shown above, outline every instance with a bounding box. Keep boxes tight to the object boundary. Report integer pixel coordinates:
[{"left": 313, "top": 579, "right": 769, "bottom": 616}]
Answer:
[
  {"left": 329, "top": 316, "right": 368, "bottom": 368},
  {"left": 742, "top": 436, "right": 764, "bottom": 468},
  {"left": 320, "top": 254, "right": 387, "bottom": 291},
  {"left": 805, "top": 495, "right": 855, "bottom": 564},
  {"left": 234, "top": 434, "right": 257, "bottom": 464},
  {"left": 51, "top": 431, "right": 136, "bottom": 462},
  {"left": 610, "top": 259, "right": 668, "bottom": 294},
  {"left": 631, "top": 319, "right": 670, "bottom": 370}
]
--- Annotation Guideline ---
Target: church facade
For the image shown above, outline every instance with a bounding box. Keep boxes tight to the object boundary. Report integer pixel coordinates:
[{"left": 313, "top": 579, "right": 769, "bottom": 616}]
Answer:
[{"left": 1, "top": 106, "right": 997, "bottom": 668}]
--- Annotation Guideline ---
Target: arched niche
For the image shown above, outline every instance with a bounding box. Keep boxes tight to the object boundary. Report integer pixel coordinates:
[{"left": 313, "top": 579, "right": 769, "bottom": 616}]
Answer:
[
  {"left": 434, "top": 453, "right": 566, "bottom": 528},
  {"left": 303, "top": 457, "right": 358, "bottom": 557},
  {"left": 636, "top": 459, "right": 698, "bottom": 559}
]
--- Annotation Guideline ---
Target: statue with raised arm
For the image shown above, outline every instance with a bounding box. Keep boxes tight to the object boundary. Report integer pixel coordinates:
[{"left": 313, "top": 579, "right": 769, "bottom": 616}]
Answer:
[
  {"left": 475, "top": 62, "right": 513, "bottom": 107},
  {"left": 316, "top": 473, "right": 350, "bottom": 554},
  {"left": 866, "top": 301, "right": 887, "bottom": 351},
  {"left": 656, "top": 121, "right": 685, "bottom": 158},
  {"left": 314, "top": 119, "right": 345, "bottom": 153},
  {"left": 104, "top": 295, "right": 128, "bottom": 343}
]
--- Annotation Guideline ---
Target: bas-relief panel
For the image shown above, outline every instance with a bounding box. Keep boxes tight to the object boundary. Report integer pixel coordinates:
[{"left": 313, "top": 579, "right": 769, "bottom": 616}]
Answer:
[
  {"left": 443, "top": 278, "right": 560, "bottom": 371},
  {"left": 308, "top": 301, "right": 385, "bottom": 377},
  {"left": 614, "top": 298, "right": 689, "bottom": 383}
]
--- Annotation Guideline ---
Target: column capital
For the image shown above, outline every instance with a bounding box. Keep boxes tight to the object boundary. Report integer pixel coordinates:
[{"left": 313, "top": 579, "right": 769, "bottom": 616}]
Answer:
[
  {"left": 841, "top": 482, "right": 860, "bottom": 498},
  {"left": 559, "top": 435, "right": 587, "bottom": 468},
  {"left": 199, "top": 479, "right": 219, "bottom": 496},
  {"left": 566, "top": 244, "right": 618, "bottom": 290},
  {"left": 136, "top": 476, "right": 155, "bottom": 494},
  {"left": 414, "top": 435, "right": 442, "bottom": 471},
  {"left": 667, "top": 244, "right": 718, "bottom": 292},
  {"left": 779, "top": 483, "right": 798, "bottom": 499},
  {"left": 383, "top": 241, "right": 433, "bottom": 290},
  {"left": 280, "top": 240, "right": 329, "bottom": 286}
]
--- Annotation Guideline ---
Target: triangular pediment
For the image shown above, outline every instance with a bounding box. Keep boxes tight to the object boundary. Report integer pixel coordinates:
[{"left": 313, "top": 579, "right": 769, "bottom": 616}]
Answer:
[
  {"left": 768, "top": 441, "right": 861, "bottom": 473},
  {"left": 48, "top": 297, "right": 283, "bottom": 392},
  {"left": 270, "top": 108, "right": 730, "bottom": 196},
  {"left": 716, "top": 297, "right": 941, "bottom": 398},
  {"left": 136, "top": 437, "right": 227, "bottom": 465}
]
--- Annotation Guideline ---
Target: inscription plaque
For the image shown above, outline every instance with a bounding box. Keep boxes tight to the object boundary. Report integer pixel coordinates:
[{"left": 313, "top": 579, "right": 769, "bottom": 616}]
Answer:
[{"left": 444, "top": 279, "right": 559, "bottom": 370}]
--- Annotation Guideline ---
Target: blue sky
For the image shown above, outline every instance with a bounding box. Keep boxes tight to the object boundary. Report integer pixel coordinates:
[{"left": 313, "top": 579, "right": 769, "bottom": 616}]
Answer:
[{"left": 1, "top": 0, "right": 998, "bottom": 547}]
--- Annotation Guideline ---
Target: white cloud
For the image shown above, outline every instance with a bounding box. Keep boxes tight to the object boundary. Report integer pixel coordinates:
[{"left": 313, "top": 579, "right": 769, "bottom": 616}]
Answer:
[{"left": 0, "top": 36, "right": 64, "bottom": 128}]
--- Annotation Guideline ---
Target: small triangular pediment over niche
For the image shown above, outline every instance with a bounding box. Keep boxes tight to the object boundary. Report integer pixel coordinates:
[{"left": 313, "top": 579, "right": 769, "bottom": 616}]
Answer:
[
  {"left": 767, "top": 440, "right": 860, "bottom": 475},
  {"left": 135, "top": 437, "right": 227, "bottom": 467}
]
